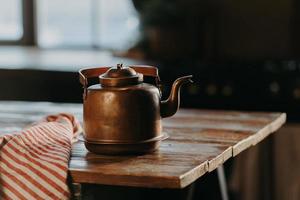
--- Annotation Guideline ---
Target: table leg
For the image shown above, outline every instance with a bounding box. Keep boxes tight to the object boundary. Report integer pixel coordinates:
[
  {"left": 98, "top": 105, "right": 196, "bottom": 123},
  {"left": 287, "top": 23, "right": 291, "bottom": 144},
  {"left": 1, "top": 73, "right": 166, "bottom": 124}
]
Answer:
[
  {"left": 217, "top": 165, "right": 229, "bottom": 200},
  {"left": 184, "top": 182, "right": 195, "bottom": 200}
]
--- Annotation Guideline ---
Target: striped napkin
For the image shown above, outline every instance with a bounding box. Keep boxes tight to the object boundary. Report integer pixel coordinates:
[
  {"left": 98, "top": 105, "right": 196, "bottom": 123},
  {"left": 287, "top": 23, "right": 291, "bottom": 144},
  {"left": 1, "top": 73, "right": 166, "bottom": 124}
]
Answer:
[{"left": 0, "top": 113, "right": 81, "bottom": 200}]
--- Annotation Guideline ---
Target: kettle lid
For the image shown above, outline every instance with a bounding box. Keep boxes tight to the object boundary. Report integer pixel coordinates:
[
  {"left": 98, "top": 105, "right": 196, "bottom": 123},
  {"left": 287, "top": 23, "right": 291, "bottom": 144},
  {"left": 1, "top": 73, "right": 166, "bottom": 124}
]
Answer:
[{"left": 99, "top": 64, "right": 143, "bottom": 86}]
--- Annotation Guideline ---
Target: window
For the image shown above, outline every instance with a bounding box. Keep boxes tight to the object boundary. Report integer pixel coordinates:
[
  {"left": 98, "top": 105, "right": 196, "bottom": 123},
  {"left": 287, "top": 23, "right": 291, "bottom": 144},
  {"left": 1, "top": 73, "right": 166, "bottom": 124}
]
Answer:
[
  {"left": 95, "top": 0, "right": 140, "bottom": 50},
  {"left": 36, "top": 0, "right": 140, "bottom": 50},
  {"left": 36, "top": 0, "right": 92, "bottom": 48},
  {"left": 0, "top": 0, "right": 23, "bottom": 40}
]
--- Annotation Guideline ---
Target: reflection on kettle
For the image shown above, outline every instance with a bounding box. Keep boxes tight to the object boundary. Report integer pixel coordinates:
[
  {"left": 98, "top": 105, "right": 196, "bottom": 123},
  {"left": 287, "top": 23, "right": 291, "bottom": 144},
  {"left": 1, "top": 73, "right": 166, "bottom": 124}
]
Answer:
[{"left": 79, "top": 64, "right": 193, "bottom": 154}]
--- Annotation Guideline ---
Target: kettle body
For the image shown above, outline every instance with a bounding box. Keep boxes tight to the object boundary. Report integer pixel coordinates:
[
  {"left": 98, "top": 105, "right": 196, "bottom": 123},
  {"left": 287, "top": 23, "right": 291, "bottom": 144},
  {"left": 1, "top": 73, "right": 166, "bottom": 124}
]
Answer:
[
  {"left": 79, "top": 64, "right": 192, "bottom": 154},
  {"left": 84, "top": 83, "right": 162, "bottom": 143}
]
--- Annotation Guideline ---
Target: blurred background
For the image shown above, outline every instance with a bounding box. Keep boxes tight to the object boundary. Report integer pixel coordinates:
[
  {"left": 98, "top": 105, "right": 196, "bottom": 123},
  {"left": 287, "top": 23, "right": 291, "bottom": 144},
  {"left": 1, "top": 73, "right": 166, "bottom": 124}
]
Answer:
[{"left": 0, "top": 0, "right": 299, "bottom": 199}]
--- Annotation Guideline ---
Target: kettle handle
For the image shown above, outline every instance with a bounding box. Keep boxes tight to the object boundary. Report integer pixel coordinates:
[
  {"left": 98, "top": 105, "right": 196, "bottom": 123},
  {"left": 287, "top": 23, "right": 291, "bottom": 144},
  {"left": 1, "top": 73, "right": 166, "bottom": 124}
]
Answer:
[
  {"left": 79, "top": 65, "right": 161, "bottom": 98},
  {"left": 79, "top": 66, "right": 110, "bottom": 88},
  {"left": 130, "top": 65, "right": 161, "bottom": 90}
]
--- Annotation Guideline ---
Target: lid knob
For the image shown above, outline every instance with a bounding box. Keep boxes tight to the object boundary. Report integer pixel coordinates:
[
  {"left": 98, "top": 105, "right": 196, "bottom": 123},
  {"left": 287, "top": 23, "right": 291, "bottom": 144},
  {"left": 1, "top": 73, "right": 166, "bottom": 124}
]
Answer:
[
  {"left": 99, "top": 64, "right": 143, "bottom": 87},
  {"left": 117, "top": 63, "right": 123, "bottom": 69}
]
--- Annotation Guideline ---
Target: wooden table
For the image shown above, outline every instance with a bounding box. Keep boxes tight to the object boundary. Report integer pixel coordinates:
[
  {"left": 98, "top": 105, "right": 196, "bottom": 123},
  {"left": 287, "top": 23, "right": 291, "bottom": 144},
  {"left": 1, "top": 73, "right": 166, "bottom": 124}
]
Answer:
[{"left": 0, "top": 101, "right": 286, "bottom": 200}]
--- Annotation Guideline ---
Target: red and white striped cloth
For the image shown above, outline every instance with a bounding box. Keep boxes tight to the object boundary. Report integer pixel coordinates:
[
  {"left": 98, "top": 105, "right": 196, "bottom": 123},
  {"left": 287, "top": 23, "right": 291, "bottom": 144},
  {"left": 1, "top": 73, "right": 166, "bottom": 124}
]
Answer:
[{"left": 0, "top": 113, "right": 81, "bottom": 200}]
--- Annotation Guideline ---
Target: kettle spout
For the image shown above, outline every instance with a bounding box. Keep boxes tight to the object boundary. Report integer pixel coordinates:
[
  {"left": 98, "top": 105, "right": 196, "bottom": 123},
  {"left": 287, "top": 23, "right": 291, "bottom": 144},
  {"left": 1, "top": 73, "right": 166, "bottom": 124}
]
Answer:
[{"left": 160, "top": 75, "right": 193, "bottom": 118}]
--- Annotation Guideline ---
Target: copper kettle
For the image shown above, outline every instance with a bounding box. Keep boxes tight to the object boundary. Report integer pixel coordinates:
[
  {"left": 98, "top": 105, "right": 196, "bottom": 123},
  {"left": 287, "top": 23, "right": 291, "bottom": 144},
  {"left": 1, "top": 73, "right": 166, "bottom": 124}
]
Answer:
[{"left": 79, "top": 64, "right": 192, "bottom": 154}]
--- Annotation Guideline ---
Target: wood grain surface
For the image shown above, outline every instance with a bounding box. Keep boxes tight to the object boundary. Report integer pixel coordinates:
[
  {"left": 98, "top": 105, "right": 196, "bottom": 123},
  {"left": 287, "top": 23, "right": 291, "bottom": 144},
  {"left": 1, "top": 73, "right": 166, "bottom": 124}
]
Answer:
[{"left": 0, "top": 101, "right": 286, "bottom": 189}]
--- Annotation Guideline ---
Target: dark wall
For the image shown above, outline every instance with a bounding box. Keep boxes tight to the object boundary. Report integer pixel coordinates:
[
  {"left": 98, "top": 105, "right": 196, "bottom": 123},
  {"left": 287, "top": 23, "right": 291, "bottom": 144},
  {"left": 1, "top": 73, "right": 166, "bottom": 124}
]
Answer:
[
  {"left": 134, "top": 0, "right": 299, "bottom": 61},
  {"left": 0, "top": 69, "right": 82, "bottom": 103}
]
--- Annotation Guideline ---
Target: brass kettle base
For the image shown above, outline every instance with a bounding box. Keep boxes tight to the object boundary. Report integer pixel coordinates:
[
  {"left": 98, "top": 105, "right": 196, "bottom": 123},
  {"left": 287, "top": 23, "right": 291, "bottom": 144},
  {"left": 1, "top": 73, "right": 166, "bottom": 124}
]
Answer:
[{"left": 83, "top": 133, "right": 168, "bottom": 155}]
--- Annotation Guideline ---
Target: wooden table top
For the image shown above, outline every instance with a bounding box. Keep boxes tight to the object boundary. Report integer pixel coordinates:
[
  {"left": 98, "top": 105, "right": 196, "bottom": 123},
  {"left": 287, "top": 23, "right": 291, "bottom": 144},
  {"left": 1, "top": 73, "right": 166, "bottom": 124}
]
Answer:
[{"left": 0, "top": 101, "right": 286, "bottom": 189}]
